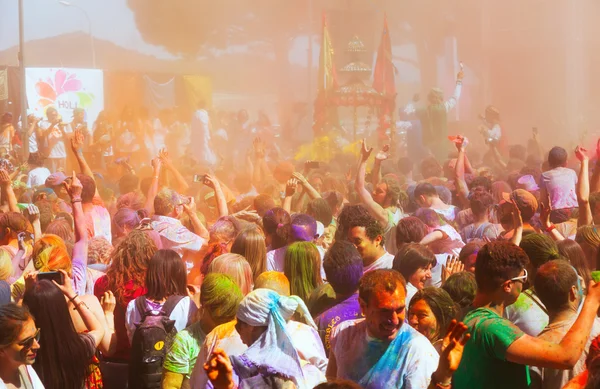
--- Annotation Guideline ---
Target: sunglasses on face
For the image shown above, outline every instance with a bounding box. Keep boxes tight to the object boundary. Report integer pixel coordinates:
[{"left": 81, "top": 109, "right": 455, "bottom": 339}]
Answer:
[
  {"left": 18, "top": 328, "right": 40, "bottom": 349},
  {"left": 510, "top": 269, "right": 528, "bottom": 284}
]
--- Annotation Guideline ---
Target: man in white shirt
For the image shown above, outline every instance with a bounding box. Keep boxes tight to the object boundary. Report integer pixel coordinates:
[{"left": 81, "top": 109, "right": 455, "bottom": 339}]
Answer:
[
  {"left": 38, "top": 107, "right": 72, "bottom": 172},
  {"left": 346, "top": 213, "right": 394, "bottom": 273},
  {"left": 327, "top": 269, "right": 439, "bottom": 387}
]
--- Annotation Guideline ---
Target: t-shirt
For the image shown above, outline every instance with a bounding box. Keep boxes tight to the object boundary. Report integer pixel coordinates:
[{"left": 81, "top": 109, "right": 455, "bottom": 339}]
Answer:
[
  {"left": 425, "top": 254, "right": 448, "bottom": 288},
  {"left": 406, "top": 282, "right": 419, "bottom": 308},
  {"left": 315, "top": 293, "right": 362, "bottom": 352},
  {"left": 39, "top": 121, "right": 72, "bottom": 159},
  {"left": 330, "top": 319, "right": 438, "bottom": 388},
  {"left": 504, "top": 290, "right": 549, "bottom": 337},
  {"left": 540, "top": 167, "right": 578, "bottom": 210},
  {"left": 529, "top": 316, "right": 600, "bottom": 389},
  {"left": 433, "top": 205, "right": 458, "bottom": 222},
  {"left": 428, "top": 224, "right": 465, "bottom": 257},
  {"left": 0, "top": 365, "right": 45, "bottom": 389},
  {"left": 363, "top": 252, "right": 394, "bottom": 273},
  {"left": 26, "top": 167, "right": 51, "bottom": 188},
  {"left": 453, "top": 307, "right": 529, "bottom": 389},
  {"left": 163, "top": 321, "right": 206, "bottom": 379},
  {"left": 125, "top": 296, "right": 198, "bottom": 344}
]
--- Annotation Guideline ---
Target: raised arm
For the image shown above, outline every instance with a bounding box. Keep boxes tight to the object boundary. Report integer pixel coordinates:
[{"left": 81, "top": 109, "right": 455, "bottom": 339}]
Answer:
[
  {"left": 540, "top": 201, "right": 565, "bottom": 242},
  {"left": 71, "top": 129, "right": 100, "bottom": 198},
  {"left": 203, "top": 174, "right": 228, "bottom": 218},
  {"left": 444, "top": 70, "right": 464, "bottom": 112},
  {"left": 283, "top": 179, "right": 297, "bottom": 214},
  {"left": 355, "top": 139, "right": 389, "bottom": 227},
  {"left": 454, "top": 137, "right": 470, "bottom": 208},
  {"left": 293, "top": 172, "right": 321, "bottom": 201},
  {"left": 55, "top": 269, "right": 105, "bottom": 347},
  {"left": 145, "top": 157, "right": 162, "bottom": 214},
  {"left": 507, "top": 279, "right": 600, "bottom": 369},
  {"left": 159, "top": 149, "right": 189, "bottom": 194},
  {"left": 371, "top": 145, "right": 390, "bottom": 188},
  {"left": 183, "top": 197, "right": 209, "bottom": 240},
  {"left": 575, "top": 146, "right": 593, "bottom": 226},
  {"left": 0, "top": 169, "right": 19, "bottom": 212},
  {"left": 64, "top": 171, "right": 89, "bottom": 295}
]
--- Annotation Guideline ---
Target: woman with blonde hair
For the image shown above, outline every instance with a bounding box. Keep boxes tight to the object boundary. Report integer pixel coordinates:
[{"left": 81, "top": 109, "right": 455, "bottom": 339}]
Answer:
[
  {"left": 231, "top": 226, "right": 267, "bottom": 281},
  {"left": 207, "top": 253, "right": 253, "bottom": 296}
]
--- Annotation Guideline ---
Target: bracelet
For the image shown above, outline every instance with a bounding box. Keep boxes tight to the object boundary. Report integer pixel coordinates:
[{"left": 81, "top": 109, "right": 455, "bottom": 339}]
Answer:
[
  {"left": 71, "top": 199, "right": 82, "bottom": 204},
  {"left": 546, "top": 224, "right": 557, "bottom": 233},
  {"left": 153, "top": 175, "right": 159, "bottom": 179},
  {"left": 72, "top": 300, "right": 90, "bottom": 311},
  {"left": 68, "top": 294, "right": 79, "bottom": 304}
]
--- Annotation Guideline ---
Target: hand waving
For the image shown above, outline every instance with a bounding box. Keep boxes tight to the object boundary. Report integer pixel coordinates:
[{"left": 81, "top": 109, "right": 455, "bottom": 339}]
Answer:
[
  {"left": 70, "top": 130, "right": 85, "bottom": 154},
  {"left": 360, "top": 138, "right": 374, "bottom": 162},
  {"left": 285, "top": 178, "right": 298, "bottom": 197},
  {"left": 437, "top": 320, "right": 470, "bottom": 378},
  {"left": 0, "top": 169, "right": 10, "bottom": 188},
  {"left": 442, "top": 256, "right": 464, "bottom": 284}
]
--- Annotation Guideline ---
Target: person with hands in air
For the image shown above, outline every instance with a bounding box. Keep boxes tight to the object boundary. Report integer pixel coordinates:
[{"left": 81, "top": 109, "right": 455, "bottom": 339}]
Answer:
[
  {"left": 71, "top": 129, "right": 113, "bottom": 243},
  {"left": 159, "top": 148, "right": 189, "bottom": 194},
  {"left": 453, "top": 240, "right": 600, "bottom": 389},
  {"left": 203, "top": 174, "right": 228, "bottom": 218},
  {"left": 539, "top": 146, "right": 579, "bottom": 224},
  {"left": 22, "top": 269, "right": 105, "bottom": 389},
  {"left": 355, "top": 139, "right": 404, "bottom": 255}
]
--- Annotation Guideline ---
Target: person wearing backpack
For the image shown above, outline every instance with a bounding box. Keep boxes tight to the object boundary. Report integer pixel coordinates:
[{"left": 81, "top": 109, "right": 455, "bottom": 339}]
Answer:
[{"left": 125, "top": 249, "right": 197, "bottom": 389}]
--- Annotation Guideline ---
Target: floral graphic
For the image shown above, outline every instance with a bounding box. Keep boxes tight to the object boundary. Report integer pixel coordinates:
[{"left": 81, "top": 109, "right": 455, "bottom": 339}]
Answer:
[{"left": 35, "top": 69, "right": 95, "bottom": 111}]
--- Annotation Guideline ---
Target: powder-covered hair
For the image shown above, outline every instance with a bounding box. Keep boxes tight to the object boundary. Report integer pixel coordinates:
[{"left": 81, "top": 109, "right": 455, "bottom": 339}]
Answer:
[
  {"left": 208, "top": 253, "right": 253, "bottom": 296},
  {"left": 201, "top": 273, "right": 243, "bottom": 325}
]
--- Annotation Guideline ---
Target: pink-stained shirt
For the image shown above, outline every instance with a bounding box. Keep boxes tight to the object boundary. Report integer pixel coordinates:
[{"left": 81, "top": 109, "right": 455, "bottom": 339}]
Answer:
[
  {"left": 540, "top": 167, "right": 578, "bottom": 210},
  {"left": 151, "top": 215, "right": 205, "bottom": 260}
]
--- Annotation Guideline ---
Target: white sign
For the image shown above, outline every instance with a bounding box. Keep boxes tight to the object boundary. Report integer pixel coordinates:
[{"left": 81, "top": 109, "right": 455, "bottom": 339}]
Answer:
[{"left": 26, "top": 67, "right": 104, "bottom": 127}]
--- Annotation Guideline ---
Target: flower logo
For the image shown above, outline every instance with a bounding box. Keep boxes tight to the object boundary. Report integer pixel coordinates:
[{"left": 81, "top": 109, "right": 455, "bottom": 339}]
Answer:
[{"left": 35, "top": 69, "right": 95, "bottom": 112}]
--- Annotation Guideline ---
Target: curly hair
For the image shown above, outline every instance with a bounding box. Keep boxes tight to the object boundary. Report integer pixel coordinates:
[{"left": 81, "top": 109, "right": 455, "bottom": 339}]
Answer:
[
  {"left": 116, "top": 191, "right": 146, "bottom": 211},
  {"left": 106, "top": 229, "right": 157, "bottom": 305},
  {"left": 335, "top": 204, "right": 372, "bottom": 243},
  {"left": 475, "top": 241, "right": 530, "bottom": 293},
  {"left": 88, "top": 237, "right": 113, "bottom": 265},
  {"left": 380, "top": 176, "right": 402, "bottom": 207}
]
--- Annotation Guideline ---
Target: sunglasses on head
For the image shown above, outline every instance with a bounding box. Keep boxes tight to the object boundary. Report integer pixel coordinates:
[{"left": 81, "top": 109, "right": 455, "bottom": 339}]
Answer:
[{"left": 18, "top": 328, "right": 40, "bottom": 349}]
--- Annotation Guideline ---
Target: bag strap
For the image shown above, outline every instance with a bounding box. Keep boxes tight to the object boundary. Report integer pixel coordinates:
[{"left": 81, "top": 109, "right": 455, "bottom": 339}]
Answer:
[
  {"left": 161, "top": 295, "right": 185, "bottom": 317},
  {"left": 523, "top": 289, "right": 549, "bottom": 316},
  {"left": 134, "top": 296, "right": 149, "bottom": 320}
]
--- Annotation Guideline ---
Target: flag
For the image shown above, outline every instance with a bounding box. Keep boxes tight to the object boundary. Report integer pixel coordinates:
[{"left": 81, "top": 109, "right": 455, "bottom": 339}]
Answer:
[
  {"left": 317, "top": 13, "right": 337, "bottom": 94},
  {"left": 373, "top": 14, "right": 396, "bottom": 96},
  {"left": 373, "top": 14, "right": 397, "bottom": 143},
  {"left": 313, "top": 13, "right": 339, "bottom": 136}
]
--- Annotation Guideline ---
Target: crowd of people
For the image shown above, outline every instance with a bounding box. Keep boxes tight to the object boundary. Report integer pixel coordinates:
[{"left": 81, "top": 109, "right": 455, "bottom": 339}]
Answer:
[{"left": 1, "top": 86, "right": 600, "bottom": 389}]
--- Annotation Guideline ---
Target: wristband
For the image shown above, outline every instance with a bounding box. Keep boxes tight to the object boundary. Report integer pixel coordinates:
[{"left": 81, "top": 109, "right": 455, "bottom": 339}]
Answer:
[
  {"left": 546, "top": 224, "right": 557, "bottom": 233},
  {"left": 68, "top": 294, "right": 79, "bottom": 304},
  {"left": 71, "top": 199, "right": 82, "bottom": 204}
]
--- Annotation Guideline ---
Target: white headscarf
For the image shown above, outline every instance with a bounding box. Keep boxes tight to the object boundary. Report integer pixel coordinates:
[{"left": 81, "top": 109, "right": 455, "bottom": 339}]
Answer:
[{"left": 236, "top": 288, "right": 316, "bottom": 387}]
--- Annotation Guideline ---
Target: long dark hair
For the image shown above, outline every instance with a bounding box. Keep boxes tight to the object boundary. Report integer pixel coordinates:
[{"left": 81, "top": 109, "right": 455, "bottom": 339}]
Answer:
[
  {"left": 23, "top": 280, "right": 91, "bottom": 389},
  {"left": 145, "top": 249, "right": 187, "bottom": 301}
]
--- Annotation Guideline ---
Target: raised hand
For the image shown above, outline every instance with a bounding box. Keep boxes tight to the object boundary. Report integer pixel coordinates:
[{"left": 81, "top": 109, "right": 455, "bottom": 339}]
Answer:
[
  {"left": 442, "top": 256, "right": 465, "bottom": 283},
  {"left": 285, "top": 178, "right": 298, "bottom": 197},
  {"left": 437, "top": 320, "right": 470, "bottom": 378},
  {"left": 203, "top": 174, "right": 220, "bottom": 190},
  {"left": 63, "top": 171, "right": 83, "bottom": 200},
  {"left": 26, "top": 204, "right": 40, "bottom": 224},
  {"left": 71, "top": 129, "right": 85, "bottom": 153},
  {"left": 375, "top": 144, "right": 390, "bottom": 162},
  {"left": 575, "top": 145, "right": 589, "bottom": 162},
  {"left": 360, "top": 138, "right": 374, "bottom": 162},
  {"left": 158, "top": 148, "right": 172, "bottom": 166},
  {"left": 0, "top": 169, "right": 10, "bottom": 187},
  {"left": 52, "top": 269, "right": 76, "bottom": 299},
  {"left": 292, "top": 171, "right": 308, "bottom": 186},
  {"left": 182, "top": 196, "right": 197, "bottom": 214},
  {"left": 204, "top": 348, "right": 234, "bottom": 389}
]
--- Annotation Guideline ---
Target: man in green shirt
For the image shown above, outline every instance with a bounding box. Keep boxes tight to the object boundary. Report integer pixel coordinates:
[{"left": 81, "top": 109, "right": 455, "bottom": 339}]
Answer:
[{"left": 453, "top": 241, "right": 600, "bottom": 389}]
